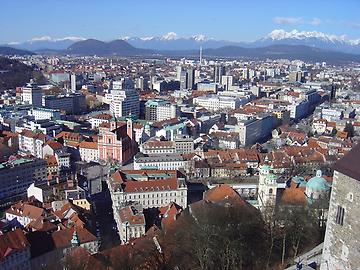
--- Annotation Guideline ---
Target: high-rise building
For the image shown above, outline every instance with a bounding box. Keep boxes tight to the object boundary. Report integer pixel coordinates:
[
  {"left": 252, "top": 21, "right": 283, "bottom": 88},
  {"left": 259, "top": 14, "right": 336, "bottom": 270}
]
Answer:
[
  {"left": 135, "top": 77, "right": 147, "bottom": 91},
  {"left": 213, "top": 65, "right": 226, "bottom": 83},
  {"left": 186, "top": 68, "right": 195, "bottom": 90},
  {"left": 110, "top": 79, "right": 139, "bottom": 118},
  {"left": 22, "top": 80, "right": 43, "bottom": 107},
  {"left": 70, "top": 73, "right": 77, "bottom": 92},
  {"left": 221, "top": 75, "right": 233, "bottom": 91}
]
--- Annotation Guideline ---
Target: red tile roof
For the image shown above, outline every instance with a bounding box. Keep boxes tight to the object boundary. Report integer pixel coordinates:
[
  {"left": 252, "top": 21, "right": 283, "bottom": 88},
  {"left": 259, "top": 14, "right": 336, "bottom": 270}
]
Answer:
[{"left": 0, "top": 229, "right": 29, "bottom": 260}]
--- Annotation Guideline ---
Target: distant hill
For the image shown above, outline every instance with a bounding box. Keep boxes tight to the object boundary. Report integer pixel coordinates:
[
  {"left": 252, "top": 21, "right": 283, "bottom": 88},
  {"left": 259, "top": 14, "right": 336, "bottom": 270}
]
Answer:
[
  {"left": 65, "top": 39, "right": 360, "bottom": 63},
  {"left": 0, "top": 57, "right": 46, "bottom": 90},
  {"left": 0, "top": 46, "right": 34, "bottom": 56},
  {"left": 66, "top": 39, "right": 153, "bottom": 56}
]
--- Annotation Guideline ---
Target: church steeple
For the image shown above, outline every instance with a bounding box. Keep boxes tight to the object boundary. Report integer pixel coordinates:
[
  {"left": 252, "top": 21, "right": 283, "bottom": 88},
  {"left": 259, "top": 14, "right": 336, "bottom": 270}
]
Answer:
[{"left": 71, "top": 230, "right": 80, "bottom": 247}]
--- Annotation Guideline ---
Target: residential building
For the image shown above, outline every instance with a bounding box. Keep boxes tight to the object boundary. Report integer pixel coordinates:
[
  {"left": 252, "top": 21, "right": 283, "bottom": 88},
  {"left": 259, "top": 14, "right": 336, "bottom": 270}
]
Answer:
[
  {"left": 0, "top": 229, "right": 31, "bottom": 270},
  {"left": 18, "top": 130, "right": 47, "bottom": 158},
  {"left": 108, "top": 169, "right": 187, "bottom": 210},
  {"left": 0, "top": 157, "right": 47, "bottom": 201},
  {"left": 79, "top": 141, "right": 99, "bottom": 162},
  {"left": 114, "top": 203, "right": 146, "bottom": 244},
  {"left": 22, "top": 81, "right": 42, "bottom": 107},
  {"left": 109, "top": 80, "right": 139, "bottom": 118},
  {"left": 145, "top": 100, "right": 178, "bottom": 122},
  {"left": 236, "top": 114, "right": 273, "bottom": 146}
]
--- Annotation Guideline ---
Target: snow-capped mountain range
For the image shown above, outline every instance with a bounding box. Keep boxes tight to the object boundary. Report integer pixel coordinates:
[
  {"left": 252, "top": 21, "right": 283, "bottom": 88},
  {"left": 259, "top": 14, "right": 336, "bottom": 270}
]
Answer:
[{"left": 4, "top": 30, "right": 360, "bottom": 54}]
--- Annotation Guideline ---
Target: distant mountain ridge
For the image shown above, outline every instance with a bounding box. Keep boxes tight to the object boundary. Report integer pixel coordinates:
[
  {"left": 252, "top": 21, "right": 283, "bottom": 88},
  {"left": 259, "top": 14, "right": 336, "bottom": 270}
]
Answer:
[
  {"left": 64, "top": 39, "right": 360, "bottom": 63},
  {"left": 5, "top": 29, "right": 360, "bottom": 54},
  {"left": 66, "top": 39, "right": 152, "bottom": 55},
  {"left": 0, "top": 46, "right": 34, "bottom": 56}
]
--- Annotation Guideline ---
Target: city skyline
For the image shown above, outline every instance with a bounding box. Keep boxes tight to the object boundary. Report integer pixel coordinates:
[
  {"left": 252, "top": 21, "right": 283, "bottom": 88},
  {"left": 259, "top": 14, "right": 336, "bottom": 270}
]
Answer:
[{"left": 1, "top": 0, "right": 360, "bottom": 44}]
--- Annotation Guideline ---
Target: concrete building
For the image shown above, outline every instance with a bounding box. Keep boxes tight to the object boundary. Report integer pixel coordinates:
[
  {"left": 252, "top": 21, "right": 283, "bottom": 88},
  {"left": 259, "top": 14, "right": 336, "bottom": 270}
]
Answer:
[
  {"left": 221, "top": 75, "right": 233, "bottom": 91},
  {"left": 110, "top": 87, "right": 139, "bottom": 118},
  {"left": 18, "top": 130, "right": 47, "bottom": 158},
  {"left": 236, "top": 115, "right": 273, "bottom": 146},
  {"left": 22, "top": 81, "right": 43, "bottom": 107},
  {"left": 42, "top": 94, "right": 86, "bottom": 114},
  {"left": 321, "top": 144, "right": 360, "bottom": 270},
  {"left": 193, "top": 95, "right": 244, "bottom": 111},
  {"left": 213, "top": 65, "right": 226, "bottom": 83},
  {"left": 145, "top": 100, "right": 178, "bottom": 122},
  {"left": 28, "top": 108, "right": 61, "bottom": 121},
  {"left": 0, "top": 157, "right": 47, "bottom": 201}
]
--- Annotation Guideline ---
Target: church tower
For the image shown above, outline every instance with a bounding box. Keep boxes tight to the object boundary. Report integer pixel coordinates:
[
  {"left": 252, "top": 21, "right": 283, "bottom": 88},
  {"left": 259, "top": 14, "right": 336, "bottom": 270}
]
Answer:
[
  {"left": 126, "top": 113, "right": 135, "bottom": 140},
  {"left": 257, "top": 164, "right": 278, "bottom": 212}
]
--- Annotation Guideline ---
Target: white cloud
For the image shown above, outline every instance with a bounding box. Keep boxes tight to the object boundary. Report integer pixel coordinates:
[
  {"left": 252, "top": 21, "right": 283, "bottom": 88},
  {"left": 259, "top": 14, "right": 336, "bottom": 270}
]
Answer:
[
  {"left": 273, "top": 17, "right": 303, "bottom": 25},
  {"left": 310, "top": 18, "right": 322, "bottom": 25}
]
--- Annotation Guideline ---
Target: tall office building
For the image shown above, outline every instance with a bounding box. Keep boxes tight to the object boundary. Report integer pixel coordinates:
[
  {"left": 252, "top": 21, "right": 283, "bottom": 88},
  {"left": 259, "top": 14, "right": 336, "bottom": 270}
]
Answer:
[
  {"left": 135, "top": 77, "right": 147, "bottom": 91},
  {"left": 213, "top": 65, "right": 226, "bottom": 83},
  {"left": 22, "top": 80, "right": 43, "bottom": 107},
  {"left": 110, "top": 79, "right": 139, "bottom": 118},
  {"left": 221, "top": 75, "right": 233, "bottom": 91},
  {"left": 186, "top": 68, "right": 195, "bottom": 90},
  {"left": 70, "top": 73, "right": 77, "bottom": 92}
]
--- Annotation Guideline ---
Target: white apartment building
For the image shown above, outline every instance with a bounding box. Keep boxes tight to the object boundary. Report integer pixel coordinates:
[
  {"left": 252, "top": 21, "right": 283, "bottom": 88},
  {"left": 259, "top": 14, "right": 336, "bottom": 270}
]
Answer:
[
  {"left": 110, "top": 88, "right": 139, "bottom": 118},
  {"left": 114, "top": 203, "right": 145, "bottom": 244},
  {"left": 28, "top": 108, "right": 61, "bottom": 121},
  {"left": 18, "top": 130, "right": 47, "bottom": 158},
  {"left": 108, "top": 170, "right": 188, "bottom": 210},
  {"left": 22, "top": 81, "right": 43, "bottom": 107},
  {"left": 78, "top": 141, "right": 99, "bottom": 162},
  {"left": 88, "top": 113, "right": 112, "bottom": 129},
  {"left": 193, "top": 95, "right": 242, "bottom": 111}
]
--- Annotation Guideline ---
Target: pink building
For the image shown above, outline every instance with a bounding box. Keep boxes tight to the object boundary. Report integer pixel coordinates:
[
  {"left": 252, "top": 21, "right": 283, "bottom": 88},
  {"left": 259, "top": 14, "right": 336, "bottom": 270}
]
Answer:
[{"left": 98, "top": 118, "right": 138, "bottom": 164}]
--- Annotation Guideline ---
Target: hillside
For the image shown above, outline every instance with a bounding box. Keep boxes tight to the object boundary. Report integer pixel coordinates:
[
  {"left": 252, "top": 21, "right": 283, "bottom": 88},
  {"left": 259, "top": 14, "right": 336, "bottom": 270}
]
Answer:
[
  {"left": 0, "top": 46, "right": 35, "bottom": 56},
  {"left": 0, "top": 57, "right": 46, "bottom": 90},
  {"left": 66, "top": 39, "right": 153, "bottom": 56}
]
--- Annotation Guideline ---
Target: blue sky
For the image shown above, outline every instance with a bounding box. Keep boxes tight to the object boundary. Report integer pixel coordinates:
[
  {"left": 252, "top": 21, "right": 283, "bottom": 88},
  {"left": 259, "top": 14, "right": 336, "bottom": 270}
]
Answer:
[{"left": 1, "top": 0, "right": 360, "bottom": 43}]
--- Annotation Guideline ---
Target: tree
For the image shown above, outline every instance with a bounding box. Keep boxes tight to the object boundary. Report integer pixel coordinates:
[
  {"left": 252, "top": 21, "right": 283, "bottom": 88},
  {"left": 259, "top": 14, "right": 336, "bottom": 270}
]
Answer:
[
  {"left": 164, "top": 202, "right": 268, "bottom": 270},
  {"left": 344, "top": 122, "right": 355, "bottom": 138},
  {"left": 330, "top": 127, "right": 338, "bottom": 137}
]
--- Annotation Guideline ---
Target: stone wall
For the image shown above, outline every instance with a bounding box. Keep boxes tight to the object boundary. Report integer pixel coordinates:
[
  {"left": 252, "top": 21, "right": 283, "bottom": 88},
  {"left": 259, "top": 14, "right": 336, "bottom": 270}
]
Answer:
[{"left": 321, "top": 170, "right": 360, "bottom": 270}]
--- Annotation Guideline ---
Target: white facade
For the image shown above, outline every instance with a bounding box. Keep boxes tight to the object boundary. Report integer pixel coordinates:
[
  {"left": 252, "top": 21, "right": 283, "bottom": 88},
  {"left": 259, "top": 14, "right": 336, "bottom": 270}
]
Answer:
[
  {"left": 110, "top": 88, "right": 140, "bottom": 118},
  {"left": 22, "top": 82, "right": 43, "bottom": 107},
  {"left": 134, "top": 155, "right": 185, "bottom": 171},
  {"left": 193, "top": 95, "right": 242, "bottom": 111},
  {"left": 29, "top": 108, "right": 61, "bottom": 121},
  {"left": 79, "top": 145, "right": 99, "bottom": 162}
]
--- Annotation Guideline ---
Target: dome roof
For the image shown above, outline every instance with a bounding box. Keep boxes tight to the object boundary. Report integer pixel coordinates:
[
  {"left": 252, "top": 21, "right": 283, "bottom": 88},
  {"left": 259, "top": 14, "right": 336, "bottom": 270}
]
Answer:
[
  {"left": 292, "top": 176, "right": 307, "bottom": 188},
  {"left": 306, "top": 171, "right": 330, "bottom": 191}
]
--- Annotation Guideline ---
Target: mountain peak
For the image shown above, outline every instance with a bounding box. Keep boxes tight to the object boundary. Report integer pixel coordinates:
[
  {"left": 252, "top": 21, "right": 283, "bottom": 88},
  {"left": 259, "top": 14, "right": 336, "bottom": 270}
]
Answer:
[
  {"left": 264, "top": 29, "right": 352, "bottom": 44},
  {"left": 161, "top": 32, "right": 179, "bottom": 40}
]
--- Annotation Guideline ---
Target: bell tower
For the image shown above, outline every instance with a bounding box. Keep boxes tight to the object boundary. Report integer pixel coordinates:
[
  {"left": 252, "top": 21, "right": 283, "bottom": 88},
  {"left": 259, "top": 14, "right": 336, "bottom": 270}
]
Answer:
[{"left": 257, "top": 164, "right": 278, "bottom": 212}]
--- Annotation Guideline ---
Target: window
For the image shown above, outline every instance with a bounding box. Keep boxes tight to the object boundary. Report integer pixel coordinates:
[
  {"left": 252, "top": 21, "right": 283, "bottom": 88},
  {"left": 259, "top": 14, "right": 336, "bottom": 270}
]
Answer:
[
  {"left": 347, "top": 193, "right": 353, "bottom": 202},
  {"left": 336, "top": 205, "right": 345, "bottom": 226},
  {"left": 269, "top": 188, "right": 273, "bottom": 195}
]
